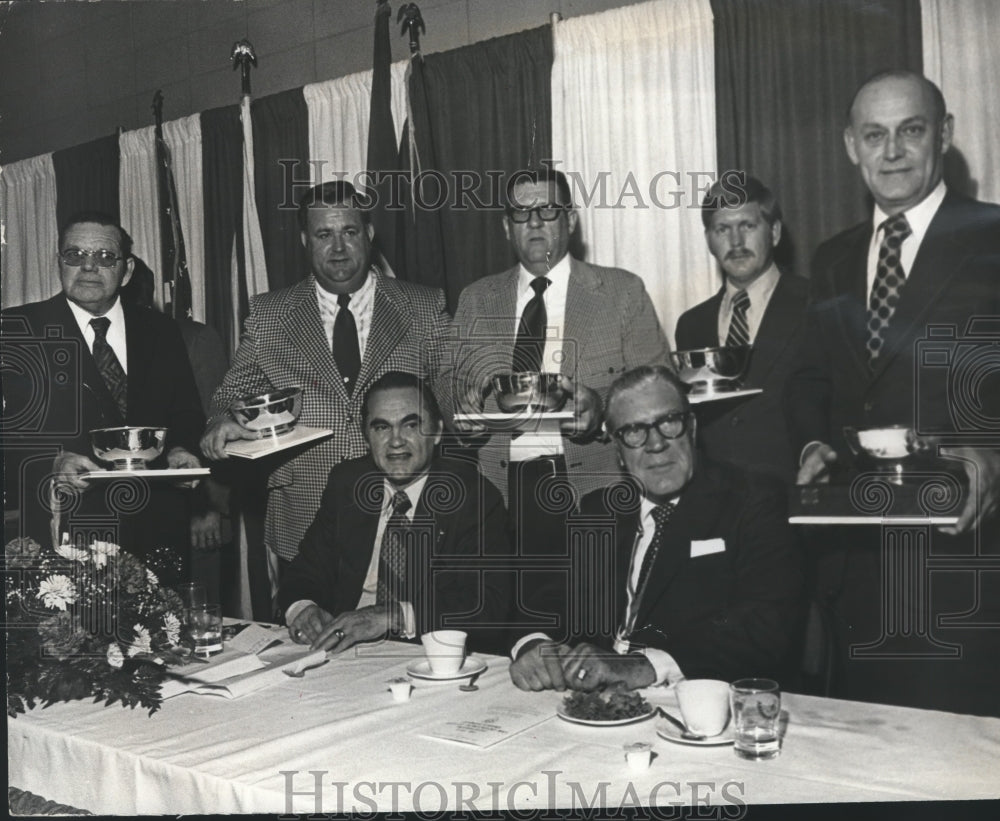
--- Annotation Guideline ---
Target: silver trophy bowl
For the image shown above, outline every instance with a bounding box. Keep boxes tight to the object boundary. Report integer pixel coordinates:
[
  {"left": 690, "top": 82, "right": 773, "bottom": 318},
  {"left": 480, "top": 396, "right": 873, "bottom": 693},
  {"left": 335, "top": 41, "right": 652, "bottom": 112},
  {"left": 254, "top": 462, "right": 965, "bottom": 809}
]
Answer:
[
  {"left": 670, "top": 347, "right": 752, "bottom": 395},
  {"left": 90, "top": 426, "right": 168, "bottom": 470},
  {"left": 491, "top": 373, "right": 568, "bottom": 414},
  {"left": 231, "top": 386, "right": 303, "bottom": 437}
]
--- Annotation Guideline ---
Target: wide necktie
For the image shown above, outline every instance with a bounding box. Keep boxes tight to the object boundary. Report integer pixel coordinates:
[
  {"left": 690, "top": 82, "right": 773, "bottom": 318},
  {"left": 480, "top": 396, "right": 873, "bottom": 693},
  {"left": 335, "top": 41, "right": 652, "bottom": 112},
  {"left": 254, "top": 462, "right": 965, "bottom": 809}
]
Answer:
[
  {"left": 332, "top": 293, "right": 361, "bottom": 394},
  {"left": 725, "top": 289, "right": 751, "bottom": 348},
  {"left": 867, "top": 213, "right": 912, "bottom": 367},
  {"left": 618, "top": 503, "right": 674, "bottom": 645},
  {"left": 511, "top": 276, "right": 550, "bottom": 373},
  {"left": 89, "top": 317, "right": 127, "bottom": 419},
  {"left": 376, "top": 491, "right": 413, "bottom": 605}
]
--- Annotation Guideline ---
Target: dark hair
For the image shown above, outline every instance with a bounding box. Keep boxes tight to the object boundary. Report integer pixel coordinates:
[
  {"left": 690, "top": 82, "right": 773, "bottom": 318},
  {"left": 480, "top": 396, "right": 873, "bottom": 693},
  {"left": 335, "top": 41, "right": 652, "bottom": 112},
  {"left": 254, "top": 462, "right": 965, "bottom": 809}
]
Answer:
[
  {"left": 700, "top": 174, "right": 782, "bottom": 230},
  {"left": 58, "top": 211, "right": 133, "bottom": 258},
  {"left": 505, "top": 167, "right": 574, "bottom": 211},
  {"left": 296, "top": 181, "right": 372, "bottom": 232},
  {"left": 605, "top": 365, "right": 691, "bottom": 431},
  {"left": 362, "top": 370, "right": 443, "bottom": 429},
  {"left": 846, "top": 70, "right": 947, "bottom": 126}
]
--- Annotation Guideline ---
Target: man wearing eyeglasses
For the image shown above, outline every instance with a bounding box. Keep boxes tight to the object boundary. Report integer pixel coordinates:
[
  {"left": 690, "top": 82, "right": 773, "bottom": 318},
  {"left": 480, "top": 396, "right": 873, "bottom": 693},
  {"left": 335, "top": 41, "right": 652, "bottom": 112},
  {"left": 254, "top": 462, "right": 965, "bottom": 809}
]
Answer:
[
  {"left": 509, "top": 365, "right": 802, "bottom": 691},
  {"left": 1, "top": 213, "right": 204, "bottom": 582},
  {"left": 445, "top": 168, "right": 670, "bottom": 638}
]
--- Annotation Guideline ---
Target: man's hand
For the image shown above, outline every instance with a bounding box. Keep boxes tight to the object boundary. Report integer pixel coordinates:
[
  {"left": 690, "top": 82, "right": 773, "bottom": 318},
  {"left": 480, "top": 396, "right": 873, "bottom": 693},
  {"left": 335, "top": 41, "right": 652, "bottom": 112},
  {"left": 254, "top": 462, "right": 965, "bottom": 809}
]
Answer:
[
  {"left": 452, "top": 383, "right": 489, "bottom": 438},
  {"left": 559, "top": 378, "right": 603, "bottom": 439},
  {"left": 200, "top": 417, "right": 258, "bottom": 461},
  {"left": 310, "top": 604, "right": 400, "bottom": 653},
  {"left": 939, "top": 446, "right": 1000, "bottom": 535},
  {"left": 508, "top": 639, "right": 572, "bottom": 691},
  {"left": 288, "top": 604, "right": 336, "bottom": 646},
  {"left": 558, "top": 642, "right": 657, "bottom": 691},
  {"left": 796, "top": 442, "right": 838, "bottom": 484},
  {"left": 166, "top": 445, "right": 202, "bottom": 488},
  {"left": 190, "top": 510, "right": 223, "bottom": 551},
  {"left": 52, "top": 452, "right": 101, "bottom": 491}
]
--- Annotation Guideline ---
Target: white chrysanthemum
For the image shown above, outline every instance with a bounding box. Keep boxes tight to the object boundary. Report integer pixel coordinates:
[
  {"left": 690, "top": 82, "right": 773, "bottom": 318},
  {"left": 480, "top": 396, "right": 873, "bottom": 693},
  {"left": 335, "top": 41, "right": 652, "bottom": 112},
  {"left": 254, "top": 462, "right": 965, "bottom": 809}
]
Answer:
[
  {"left": 163, "top": 612, "right": 181, "bottom": 645},
  {"left": 146, "top": 569, "right": 159, "bottom": 586},
  {"left": 90, "top": 540, "right": 120, "bottom": 568},
  {"left": 126, "top": 624, "right": 152, "bottom": 657},
  {"left": 106, "top": 643, "right": 125, "bottom": 668},
  {"left": 36, "top": 575, "right": 77, "bottom": 610},
  {"left": 55, "top": 543, "right": 89, "bottom": 563}
]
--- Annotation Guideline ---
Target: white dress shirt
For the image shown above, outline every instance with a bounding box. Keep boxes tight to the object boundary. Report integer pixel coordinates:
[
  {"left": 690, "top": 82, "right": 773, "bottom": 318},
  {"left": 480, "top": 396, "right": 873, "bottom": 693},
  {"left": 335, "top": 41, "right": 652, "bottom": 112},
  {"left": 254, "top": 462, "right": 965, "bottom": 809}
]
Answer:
[
  {"left": 66, "top": 295, "right": 128, "bottom": 373},
  {"left": 716, "top": 263, "right": 781, "bottom": 345},
  {"left": 509, "top": 253, "right": 571, "bottom": 461},
  {"left": 315, "top": 267, "right": 377, "bottom": 356}
]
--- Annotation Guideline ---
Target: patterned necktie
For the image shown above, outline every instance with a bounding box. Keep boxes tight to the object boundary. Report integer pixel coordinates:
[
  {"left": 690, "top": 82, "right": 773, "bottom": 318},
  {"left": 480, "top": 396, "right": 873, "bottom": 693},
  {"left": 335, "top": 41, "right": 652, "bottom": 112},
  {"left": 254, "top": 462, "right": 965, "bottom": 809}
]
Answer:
[
  {"left": 89, "top": 317, "right": 127, "bottom": 419},
  {"left": 619, "top": 503, "right": 674, "bottom": 643},
  {"left": 867, "top": 213, "right": 912, "bottom": 367},
  {"left": 332, "top": 293, "right": 361, "bottom": 394},
  {"left": 376, "top": 491, "right": 412, "bottom": 605},
  {"left": 512, "top": 276, "right": 550, "bottom": 373},
  {"left": 725, "top": 289, "right": 751, "bottom": 348}
]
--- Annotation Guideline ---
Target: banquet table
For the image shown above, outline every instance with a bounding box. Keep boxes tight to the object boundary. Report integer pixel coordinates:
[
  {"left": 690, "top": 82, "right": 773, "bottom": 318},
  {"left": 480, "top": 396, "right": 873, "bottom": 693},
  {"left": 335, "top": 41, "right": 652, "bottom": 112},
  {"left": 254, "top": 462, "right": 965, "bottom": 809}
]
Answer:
[{"left": 8, "top": 639, "right": 1000, "bottom": 815}]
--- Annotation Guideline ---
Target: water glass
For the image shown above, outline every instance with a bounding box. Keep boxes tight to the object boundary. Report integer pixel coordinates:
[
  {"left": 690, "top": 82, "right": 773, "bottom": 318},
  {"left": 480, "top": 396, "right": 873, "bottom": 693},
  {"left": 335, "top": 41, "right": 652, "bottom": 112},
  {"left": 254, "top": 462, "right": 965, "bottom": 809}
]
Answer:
[
  {"left": 187, "top": 603, "right": 223, "bottom": 657},
  {"left": 177, "top": 582, "right": 207, "bottom": 610},
  {"left": 730, "top": 678, "right": 781, "bottom": 760}
]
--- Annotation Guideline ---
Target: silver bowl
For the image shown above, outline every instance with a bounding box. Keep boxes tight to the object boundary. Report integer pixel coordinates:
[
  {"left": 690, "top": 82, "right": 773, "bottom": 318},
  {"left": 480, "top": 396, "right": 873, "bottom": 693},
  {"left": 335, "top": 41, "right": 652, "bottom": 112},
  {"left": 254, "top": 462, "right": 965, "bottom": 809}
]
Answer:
[
  {"left": 843, "top": 426, "right": 937, "bottom": 484},
  {"left": 90, "top": 426, "right": 167, "bottom": 470},
  {"left": 670, "top": 347, "right": 751, "bottom": 395},
  {"left": 231, "top": 387, "right": 303, "bottom": 437},
  {"left": 491, "top": 373, "right": 568, "bottom": 414}
]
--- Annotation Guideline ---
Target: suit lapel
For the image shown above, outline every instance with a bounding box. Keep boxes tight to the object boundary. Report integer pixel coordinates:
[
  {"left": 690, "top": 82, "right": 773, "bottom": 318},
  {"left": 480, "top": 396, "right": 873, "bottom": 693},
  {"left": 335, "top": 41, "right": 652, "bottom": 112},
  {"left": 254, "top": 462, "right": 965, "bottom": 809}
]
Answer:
[
  {"left": 829, "top": 227, "right": 873, "bottom": 380},
  {"left": 122, "top": 303, "right": 151, "bottom": 420},
  {"left": 357, "top": 272, "right": 408, "bottom": 391},
  {"left": 563, "top": 259, "right": 605, "bottom": 379},
  {"left": 278, "top": 278, "right": 349, "bottom": 403},
  {"left": 746, "top": 275, "right": 799, "bottom": 386},
  {"left": 50, "top": 297, "right": 121, "bottom": 425}
]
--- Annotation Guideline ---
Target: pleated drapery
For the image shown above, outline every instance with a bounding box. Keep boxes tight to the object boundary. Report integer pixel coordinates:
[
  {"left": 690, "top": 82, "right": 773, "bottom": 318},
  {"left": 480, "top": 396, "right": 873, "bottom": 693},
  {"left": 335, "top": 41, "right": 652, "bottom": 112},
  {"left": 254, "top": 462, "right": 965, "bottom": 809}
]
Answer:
[
  {"left": 0, "top": 155, "right": 59, "bottom": 308},
  {"left": 52, "top": 134, "right": 121, "bottom": 228},
  {"left": 119, "top": 127, "right": 164, "bottom": 309}
]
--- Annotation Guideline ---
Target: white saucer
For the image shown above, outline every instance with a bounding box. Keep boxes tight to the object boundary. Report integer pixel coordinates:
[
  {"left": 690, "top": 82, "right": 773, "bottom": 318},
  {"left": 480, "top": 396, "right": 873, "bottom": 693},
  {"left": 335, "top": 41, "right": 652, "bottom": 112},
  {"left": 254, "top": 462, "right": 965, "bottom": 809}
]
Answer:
[
  {"left": 656, "top": 721, "right": 735, "bottom": 746},
  {"left": 405, "top": 657, "right": 487, "bottom": 682},
  {"left": 556, "top": 704, "right": 656, "bottom": 727}
]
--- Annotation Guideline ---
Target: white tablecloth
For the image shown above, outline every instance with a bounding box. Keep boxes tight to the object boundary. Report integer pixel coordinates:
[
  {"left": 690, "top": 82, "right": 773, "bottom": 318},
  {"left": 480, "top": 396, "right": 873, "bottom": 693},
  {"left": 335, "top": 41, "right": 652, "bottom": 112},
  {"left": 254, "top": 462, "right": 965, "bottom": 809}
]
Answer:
[{"left": 8, "top": 641, "right": 1000, "bottom": 814}]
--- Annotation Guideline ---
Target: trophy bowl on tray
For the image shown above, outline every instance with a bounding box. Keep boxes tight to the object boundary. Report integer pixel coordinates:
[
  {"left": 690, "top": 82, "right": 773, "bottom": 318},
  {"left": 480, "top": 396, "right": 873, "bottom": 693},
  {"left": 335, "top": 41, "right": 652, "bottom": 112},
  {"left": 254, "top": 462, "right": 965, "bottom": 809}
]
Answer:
[
  {"left": 90, "top": 426, "right": 168, "bottom": 470},
  {"left": 231, "top": 386, "right": 303, "bottom": 437},
  {"left": 670, "top": 347, "right": 752, "bottom": 396}
]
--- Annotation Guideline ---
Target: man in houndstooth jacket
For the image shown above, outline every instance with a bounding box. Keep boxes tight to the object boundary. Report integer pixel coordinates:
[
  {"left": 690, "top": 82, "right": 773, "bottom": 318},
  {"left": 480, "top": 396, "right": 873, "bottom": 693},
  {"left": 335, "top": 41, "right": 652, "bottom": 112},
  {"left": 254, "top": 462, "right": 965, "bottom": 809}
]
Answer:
[{"left": 202, "top": 182, "right": 450, "bottom": 570}]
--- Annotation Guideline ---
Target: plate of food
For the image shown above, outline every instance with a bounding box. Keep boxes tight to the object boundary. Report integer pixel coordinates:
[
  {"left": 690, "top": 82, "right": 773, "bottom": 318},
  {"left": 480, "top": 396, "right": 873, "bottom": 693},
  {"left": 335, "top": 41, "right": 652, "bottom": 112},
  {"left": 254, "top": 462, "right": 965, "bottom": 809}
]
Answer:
[{"left": 556, "top": 684, "right": 655, "bottom": 727}]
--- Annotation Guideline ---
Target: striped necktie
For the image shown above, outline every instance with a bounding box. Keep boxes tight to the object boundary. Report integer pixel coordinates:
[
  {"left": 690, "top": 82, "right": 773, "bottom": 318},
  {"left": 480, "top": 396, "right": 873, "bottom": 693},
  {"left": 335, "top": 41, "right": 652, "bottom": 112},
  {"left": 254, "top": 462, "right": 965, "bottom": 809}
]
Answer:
[
  {"left": 725, "top": 289, "right": 751, "bottom": 348},
  {"left": 90, "top": 317, "right": 127, "bottom": 419}
]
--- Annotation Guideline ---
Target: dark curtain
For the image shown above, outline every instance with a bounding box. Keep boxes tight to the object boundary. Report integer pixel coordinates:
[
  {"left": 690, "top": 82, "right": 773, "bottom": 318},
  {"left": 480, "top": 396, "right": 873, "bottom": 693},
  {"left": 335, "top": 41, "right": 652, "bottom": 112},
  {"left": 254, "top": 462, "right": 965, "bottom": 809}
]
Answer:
[
  {"left": 200, "top": 105, "right": 244, "bottom": 361},
  {"left": 252, "top": 88, "right": 310, "bottom": 291},
  {"left": 52, "top": 134, "right": 120, "bottom": 227},
  {"left": 711, "top": 0, "right": 922, "bottom": 276},
  {"left": 415, "top": 26, "right": 553, "bottom": 311}
]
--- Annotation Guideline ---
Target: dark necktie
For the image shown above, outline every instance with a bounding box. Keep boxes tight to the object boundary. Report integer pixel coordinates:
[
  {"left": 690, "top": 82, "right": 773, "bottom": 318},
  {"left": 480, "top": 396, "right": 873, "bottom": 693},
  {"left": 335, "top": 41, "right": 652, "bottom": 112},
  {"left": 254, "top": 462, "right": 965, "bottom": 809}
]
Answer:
[
  {"left": 512, "top": 276, "right": 550, "bottom": 373},
  {"left": 725, "top": 289, "right": 751, "bottom": 348},
  {"left": 619, "top": 503, "right": 674, "bottom": 642},
  {"left": 332, "top": 293, "right": 361, "bottom": 394},
  {"left": 89, "top": 317, "right": 127, "bottom": 419},
  {"left": 867, "top": 213, "right": 912, "bottom": 367},
  {"left": 376, "top": 491, "right": 412, "bottom": 605}
]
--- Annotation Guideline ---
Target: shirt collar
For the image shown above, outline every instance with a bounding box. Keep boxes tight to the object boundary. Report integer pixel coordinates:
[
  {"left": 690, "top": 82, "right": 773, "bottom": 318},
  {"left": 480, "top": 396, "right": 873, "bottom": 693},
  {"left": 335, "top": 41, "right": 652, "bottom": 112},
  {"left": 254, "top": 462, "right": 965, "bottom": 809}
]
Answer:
[
  {"left": 639, "top": 494, "right": 680, "bottom": 530},
  {"left": 65, "top": 294, "right": 125, "bottom": 336},
  {"left": 871, "top": 180, "right": 947, "bottom": 238},
  {"left": 517, "top": 253, "right": 572, "bottom": 296},
  {"left": 382, "top": 471, "right": 431, "bottom": 515},
  {"left": 314, "top": 267, "right": 376, "bottom": 308},
  {"left": 723, "top": 262, "right": 781, "bottom": 303}
]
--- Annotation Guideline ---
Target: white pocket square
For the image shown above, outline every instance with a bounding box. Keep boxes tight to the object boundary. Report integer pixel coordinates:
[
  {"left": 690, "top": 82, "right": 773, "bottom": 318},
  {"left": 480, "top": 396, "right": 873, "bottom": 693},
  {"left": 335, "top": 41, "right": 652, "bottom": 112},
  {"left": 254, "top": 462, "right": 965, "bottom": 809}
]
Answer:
[{"left": 690, "top": 538, "right": 726, "bottom": 557}]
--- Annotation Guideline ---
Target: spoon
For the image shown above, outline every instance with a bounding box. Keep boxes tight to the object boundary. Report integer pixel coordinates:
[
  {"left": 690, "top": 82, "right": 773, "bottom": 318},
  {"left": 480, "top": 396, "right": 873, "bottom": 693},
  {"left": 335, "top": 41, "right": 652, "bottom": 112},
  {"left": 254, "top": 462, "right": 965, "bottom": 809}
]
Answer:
[
  {"left": 656, "top": 707, "right": 706, "bottom": 741},
  {"left": 459, "top": 671, "right": 482, "bottom": 692}
]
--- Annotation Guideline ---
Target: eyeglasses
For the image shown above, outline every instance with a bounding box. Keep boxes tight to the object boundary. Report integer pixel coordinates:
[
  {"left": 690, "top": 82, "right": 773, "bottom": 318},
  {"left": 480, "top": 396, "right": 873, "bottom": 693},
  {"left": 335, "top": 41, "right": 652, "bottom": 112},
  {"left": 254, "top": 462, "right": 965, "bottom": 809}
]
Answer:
[
  {"left": 507, "top": 205, "right": 567, "bottom": 223},
  {"left": 59, "top": 248, "right": 122, "bottom": 268},
  {"left": 612, "top": 411, "right": 692, "bottom": 449}
]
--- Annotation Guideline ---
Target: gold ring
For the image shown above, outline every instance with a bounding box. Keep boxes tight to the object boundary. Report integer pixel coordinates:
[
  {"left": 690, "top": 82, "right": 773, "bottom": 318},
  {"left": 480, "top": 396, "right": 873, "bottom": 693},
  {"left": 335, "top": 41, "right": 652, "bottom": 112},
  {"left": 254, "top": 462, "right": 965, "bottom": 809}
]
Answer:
[{"left": 334, "top": 629, "right": 345, "bottom": 640}]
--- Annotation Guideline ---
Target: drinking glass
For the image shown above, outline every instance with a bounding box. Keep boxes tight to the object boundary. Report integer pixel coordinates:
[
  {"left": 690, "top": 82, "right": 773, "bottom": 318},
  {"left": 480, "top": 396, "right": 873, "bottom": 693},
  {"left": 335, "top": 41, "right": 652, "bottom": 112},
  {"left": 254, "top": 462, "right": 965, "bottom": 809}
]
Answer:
[
  {"left": 187, "top": 603, "right": 223, "bottom": 657},
  {"left": 730, "top": 678, "right": 781, "bottom": 760}
]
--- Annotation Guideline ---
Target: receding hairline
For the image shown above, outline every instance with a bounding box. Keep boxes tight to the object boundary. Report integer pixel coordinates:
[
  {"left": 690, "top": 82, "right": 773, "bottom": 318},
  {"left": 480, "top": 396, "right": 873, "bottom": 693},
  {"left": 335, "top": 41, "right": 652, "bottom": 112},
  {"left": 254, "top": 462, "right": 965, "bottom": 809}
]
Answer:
[{"left": 846, "top": 70, "right": 947, "bottom": 127}]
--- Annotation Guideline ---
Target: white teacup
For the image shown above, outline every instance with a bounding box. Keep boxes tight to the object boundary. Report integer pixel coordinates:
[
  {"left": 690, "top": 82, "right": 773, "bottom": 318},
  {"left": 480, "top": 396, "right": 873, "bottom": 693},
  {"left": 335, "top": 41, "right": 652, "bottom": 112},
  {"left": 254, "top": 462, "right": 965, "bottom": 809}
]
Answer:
[
  {"left": 420, "top": 630, "right": 467, "bottom": 675},
  {"left": 676, "top": 679, "right": 731, "bottom": 737}
]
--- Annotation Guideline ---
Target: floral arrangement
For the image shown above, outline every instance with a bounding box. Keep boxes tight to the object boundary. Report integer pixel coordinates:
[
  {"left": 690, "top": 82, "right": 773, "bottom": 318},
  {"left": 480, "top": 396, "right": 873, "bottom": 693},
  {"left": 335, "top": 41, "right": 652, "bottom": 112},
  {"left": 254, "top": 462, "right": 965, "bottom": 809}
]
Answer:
[{"left": 6, "top": 536, "right": 193, "bottom": 718}]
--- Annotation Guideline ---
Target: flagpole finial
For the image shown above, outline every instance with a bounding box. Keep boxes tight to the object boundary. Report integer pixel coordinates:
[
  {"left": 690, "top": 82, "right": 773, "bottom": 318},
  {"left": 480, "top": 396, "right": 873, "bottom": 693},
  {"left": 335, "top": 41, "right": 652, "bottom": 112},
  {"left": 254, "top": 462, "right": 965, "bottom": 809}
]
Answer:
[
  {"left": 231, "top": 39, "right": 258, "bottom": 96},
  {"left": 397, "top": 3, "right": 425, "bottom": 55}
]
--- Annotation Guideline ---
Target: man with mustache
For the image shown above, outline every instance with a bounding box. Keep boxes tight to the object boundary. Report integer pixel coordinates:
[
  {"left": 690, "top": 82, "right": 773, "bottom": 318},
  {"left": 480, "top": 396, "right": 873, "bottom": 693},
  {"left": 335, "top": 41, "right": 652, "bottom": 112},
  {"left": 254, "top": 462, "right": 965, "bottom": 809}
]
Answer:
[{"left": 675, "top": 175, "right": 808, "bottom": 484}]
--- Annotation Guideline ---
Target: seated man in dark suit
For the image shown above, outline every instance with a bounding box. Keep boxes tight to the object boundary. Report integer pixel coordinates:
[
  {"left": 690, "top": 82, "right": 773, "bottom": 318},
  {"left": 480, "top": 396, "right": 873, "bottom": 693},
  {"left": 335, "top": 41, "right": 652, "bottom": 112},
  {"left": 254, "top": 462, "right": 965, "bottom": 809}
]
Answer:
[
  {"left": 280, "top": 371, "right": 512, "bottom": 654},
  {"left": 2, "top": 212, "right": 204, "bottom": 584},
  {"left": 675, "top": 175, "right": 808, "bottom": 484},
  {"left": 509, "top": 365, "right": 802, "bottom": 691}
]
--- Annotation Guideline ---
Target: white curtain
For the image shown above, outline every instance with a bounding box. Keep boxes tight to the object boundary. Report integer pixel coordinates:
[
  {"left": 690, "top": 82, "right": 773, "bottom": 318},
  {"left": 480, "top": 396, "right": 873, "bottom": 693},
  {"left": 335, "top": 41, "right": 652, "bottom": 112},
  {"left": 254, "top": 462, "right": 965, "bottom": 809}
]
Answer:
[
  {"left": 921, "top": 0, "right": 1000, "bottom": 206},
  {"left": 119, "top": 127, "right": 164, "bottom": 309},
  {"left": 551, "top": 0, "right": 718, "bottom": 343},
  {"left": 303, "top": 60, "right": 408, "bottom": 185},
  {"left": 0, "top": 155, "right": 59, "bottom": 308},
  {"left": 163, "top": 115, "right": 207, "bottom": 323}
]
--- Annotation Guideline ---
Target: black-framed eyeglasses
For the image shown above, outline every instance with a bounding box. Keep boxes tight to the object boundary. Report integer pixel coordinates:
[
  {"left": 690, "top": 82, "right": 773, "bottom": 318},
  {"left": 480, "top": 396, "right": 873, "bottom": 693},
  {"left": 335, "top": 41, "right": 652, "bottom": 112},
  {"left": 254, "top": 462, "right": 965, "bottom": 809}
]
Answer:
[
  {"left": 612, "top": 411, "right": 692, "bottom": 448},
  {"left": 59, "top": 248, "right": 123, "bottom": 268},
  {"left": 507, "top": 205, "right": 568, "bottom": 223}
]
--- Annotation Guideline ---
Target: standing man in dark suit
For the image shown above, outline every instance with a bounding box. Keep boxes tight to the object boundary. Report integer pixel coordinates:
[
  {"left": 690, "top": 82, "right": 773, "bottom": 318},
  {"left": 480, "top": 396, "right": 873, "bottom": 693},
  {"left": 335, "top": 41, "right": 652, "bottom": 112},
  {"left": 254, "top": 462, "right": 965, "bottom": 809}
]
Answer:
[
  {"left": 279, "top": 372, "right": 512, "bottom": 655},
  {"left": 509, "top": 366, "right": 801, "bottom": 691},
  {"left": 787, "top": 71, "right": 1000, "bottom": 714},
  {"left": 1, "top": 213, "right": 204, "bottom": 583},
  {"left": 676, "top": 176, "right": 808, "bottom": 484},
  {"left": 201, "top": 182, "right": 451, "bottom": 577}
]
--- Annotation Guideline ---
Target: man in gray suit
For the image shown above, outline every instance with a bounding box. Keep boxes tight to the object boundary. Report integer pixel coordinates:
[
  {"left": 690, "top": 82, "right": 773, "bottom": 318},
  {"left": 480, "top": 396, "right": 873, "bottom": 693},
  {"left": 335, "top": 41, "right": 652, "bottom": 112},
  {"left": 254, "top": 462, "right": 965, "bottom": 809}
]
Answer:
[
  {"left": 445, "top": 167, "right": 670, "bottom": 634},
  {"left": 201, "top": 182, "right": 450, "bottom": 573}
]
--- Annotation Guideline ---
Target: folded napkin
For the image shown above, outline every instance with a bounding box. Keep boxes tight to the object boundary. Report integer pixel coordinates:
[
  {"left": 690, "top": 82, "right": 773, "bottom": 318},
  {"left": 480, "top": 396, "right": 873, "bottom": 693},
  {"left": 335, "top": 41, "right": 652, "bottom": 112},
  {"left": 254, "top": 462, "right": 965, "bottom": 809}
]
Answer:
[{"left": 161, "top": 649, "right": 327, "bottom": 700}]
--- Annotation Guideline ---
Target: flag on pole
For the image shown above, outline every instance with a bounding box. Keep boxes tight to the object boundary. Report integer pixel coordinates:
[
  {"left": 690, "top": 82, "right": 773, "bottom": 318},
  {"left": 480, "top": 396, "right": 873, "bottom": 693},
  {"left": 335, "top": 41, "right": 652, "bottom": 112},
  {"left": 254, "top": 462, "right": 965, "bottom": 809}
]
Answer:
[{"left": 153, "top": 91, "right": 193, "bottom": 319}]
